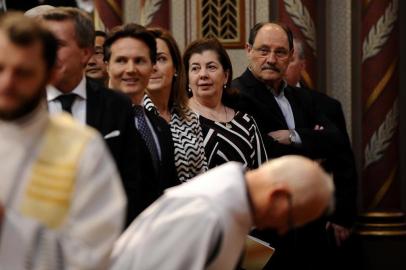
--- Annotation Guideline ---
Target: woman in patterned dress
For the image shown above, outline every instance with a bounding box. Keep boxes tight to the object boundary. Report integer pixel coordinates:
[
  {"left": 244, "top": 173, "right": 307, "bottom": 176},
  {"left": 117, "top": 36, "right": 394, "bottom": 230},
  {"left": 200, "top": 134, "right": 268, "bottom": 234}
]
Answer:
[
  {"left": 184, "top": 38, "right": 267, "bottom": 169},
  {"left": 145, "top": 28, "right": 207, "bottom": 182}
]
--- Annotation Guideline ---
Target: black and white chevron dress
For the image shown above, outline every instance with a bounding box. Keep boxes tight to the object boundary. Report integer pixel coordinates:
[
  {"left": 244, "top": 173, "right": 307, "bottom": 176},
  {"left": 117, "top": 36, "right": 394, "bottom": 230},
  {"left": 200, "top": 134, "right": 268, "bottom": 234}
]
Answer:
[
  {"left": 144, "top": 96, "right": 208, "bottom": 182},
  {"left": 199, "top": 111, "right": 268, "bottom": 169}
]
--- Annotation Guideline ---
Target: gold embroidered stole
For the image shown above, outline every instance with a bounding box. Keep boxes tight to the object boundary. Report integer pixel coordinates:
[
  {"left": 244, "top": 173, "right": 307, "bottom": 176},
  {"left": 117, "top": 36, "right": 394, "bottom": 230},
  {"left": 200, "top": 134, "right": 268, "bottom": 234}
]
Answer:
[{"left": 20, "top": 113, "right": 96, "bottom": 229}]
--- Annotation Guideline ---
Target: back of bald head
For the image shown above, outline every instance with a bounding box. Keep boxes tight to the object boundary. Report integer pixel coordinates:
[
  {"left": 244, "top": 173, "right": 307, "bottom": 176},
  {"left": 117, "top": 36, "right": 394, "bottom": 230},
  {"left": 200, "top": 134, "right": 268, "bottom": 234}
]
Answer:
[
  {"left": 247, "top": 155, "right": 334, "bottom": 230},
  {"left": 270, "top": 156, "right": 334, "bottom": 227},
  {"left": 24, "top": 5, "right": 55, "bottom": 18}
]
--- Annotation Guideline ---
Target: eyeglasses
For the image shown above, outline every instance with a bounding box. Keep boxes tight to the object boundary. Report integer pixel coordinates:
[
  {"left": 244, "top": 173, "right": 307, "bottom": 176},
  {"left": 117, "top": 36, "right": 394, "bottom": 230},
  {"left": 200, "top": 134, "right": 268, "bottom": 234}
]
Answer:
[{"left": 250, "top": 45, "right": 290, "bottom": 60}]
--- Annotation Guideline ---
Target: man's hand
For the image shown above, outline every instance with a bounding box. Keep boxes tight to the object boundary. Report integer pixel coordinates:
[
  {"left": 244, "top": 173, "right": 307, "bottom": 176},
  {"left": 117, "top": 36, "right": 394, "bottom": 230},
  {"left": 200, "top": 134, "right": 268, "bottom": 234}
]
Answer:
[
  {"left": 268, "top": 130, "right": 291, "bottom": 145},
  {"left": 326, "top": 222, "right": 351, "bottom": 247}
]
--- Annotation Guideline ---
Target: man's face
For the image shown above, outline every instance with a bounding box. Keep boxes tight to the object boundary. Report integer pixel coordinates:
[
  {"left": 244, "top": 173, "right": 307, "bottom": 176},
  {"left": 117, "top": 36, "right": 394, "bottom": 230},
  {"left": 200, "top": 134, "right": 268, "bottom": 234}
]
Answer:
[
  {"left": 85, "top": 35, "right": 107, "bottom": 80},
  {"left": 247, "top": 24, "right": 292, "bottom": 87},
  {"left": 0, "top": 31, "right": 49, "bottom": 120},
  {"left": 107, "top": 37, "right": 153, "bottom": 104},
  {"left": 285, "top": 45, "right": 305, "bottom": 87},
  {"left": 45, "top": 20, "right": 91, "bottom": 92}
]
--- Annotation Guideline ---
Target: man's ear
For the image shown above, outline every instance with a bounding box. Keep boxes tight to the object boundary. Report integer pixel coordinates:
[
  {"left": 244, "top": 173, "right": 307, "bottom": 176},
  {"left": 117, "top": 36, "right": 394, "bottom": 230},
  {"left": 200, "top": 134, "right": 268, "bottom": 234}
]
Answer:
[
  {"left": 268, "top": 186, "right": 290, "bottom": 216},
  {"left": 245, "top": 43, "right": 253, "bottom": 54}
]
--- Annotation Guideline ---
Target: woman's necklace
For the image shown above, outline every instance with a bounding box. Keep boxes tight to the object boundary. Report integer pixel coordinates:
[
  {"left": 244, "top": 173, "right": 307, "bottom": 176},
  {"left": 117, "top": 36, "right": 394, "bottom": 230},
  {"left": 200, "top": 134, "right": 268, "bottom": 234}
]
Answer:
[
  {"left": 191, "top": 99, "right": 231, "bottom": 128},
  {"left": 224, "top": 106, "right": 232, "bottom": 129}
]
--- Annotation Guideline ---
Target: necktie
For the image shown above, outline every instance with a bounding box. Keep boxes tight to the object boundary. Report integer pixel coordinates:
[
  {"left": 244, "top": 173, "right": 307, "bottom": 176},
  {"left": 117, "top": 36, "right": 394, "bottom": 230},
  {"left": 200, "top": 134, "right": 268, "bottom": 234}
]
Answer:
[
  {"left": 133, "top": 105, "right": 160, "bottom": 171},
  {"left": 56, "top": 93, "right": 77, "bottom": 114}
]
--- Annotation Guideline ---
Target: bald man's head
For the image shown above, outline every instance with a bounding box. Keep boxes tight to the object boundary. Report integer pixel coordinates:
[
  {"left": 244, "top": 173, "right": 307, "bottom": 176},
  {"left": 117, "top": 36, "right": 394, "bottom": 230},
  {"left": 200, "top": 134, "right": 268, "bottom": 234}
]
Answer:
[{"left": 246, "top": 155, "right": 334, "bottom": 233}]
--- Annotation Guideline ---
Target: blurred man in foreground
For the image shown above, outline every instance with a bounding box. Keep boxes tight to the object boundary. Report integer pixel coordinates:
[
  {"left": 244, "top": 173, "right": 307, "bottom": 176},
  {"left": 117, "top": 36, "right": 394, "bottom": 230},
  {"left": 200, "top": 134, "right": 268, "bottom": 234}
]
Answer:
[
  {"left": 111, "top": 156, "right": 334, "bottom": 270},
  {"left": 0, "top": 12, "right": 125, "bottom": 269}
]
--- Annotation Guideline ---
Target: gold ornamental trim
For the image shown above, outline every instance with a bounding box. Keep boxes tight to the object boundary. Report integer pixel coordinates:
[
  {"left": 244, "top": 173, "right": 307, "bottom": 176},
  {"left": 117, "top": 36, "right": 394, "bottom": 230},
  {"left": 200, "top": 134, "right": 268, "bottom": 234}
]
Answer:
[{"left": 365, "top": 58, "right": 398, "bottom": 112}]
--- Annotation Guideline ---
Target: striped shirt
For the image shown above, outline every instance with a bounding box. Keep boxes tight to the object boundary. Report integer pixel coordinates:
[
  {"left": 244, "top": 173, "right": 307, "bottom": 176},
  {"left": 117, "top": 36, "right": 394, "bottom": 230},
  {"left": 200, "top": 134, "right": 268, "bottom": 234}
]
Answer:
[
  {"left": 144, "top": 95, "right": 208, "bottom": 182},
  {"left": 199, "top": 111, "right": 268, "bottom": 169}
]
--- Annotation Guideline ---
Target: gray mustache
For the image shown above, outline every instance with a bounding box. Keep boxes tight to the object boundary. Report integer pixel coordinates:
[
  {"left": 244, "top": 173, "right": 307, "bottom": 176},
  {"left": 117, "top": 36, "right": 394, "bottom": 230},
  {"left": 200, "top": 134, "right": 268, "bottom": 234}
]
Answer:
[{"left": 261, "top": 65, "right": 280, "bottom": 73}]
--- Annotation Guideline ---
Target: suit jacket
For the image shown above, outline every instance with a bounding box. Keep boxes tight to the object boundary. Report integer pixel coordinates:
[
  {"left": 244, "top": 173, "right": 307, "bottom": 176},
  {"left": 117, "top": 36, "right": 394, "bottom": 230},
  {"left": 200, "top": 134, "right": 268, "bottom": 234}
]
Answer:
[
  {"left": 145, "top": 109, "right": 179, "bottom": 190},
  {"left": 85, "top": 78, "right": 139, "bottom": 185},
  {"left": 86, "top": 78, "right": 178, "bottom": 227},
  {"left": 123, "top": 105, "right": 179, "bottom": 227},
  {"left": 231, "top": 69, "right": 344, "bottom": 159},
  {"left": 232, "top": 69, "right": 347, "bottom": 270},
  {"left": 307, "top": 89, "right": 357, "bottom": 227}
]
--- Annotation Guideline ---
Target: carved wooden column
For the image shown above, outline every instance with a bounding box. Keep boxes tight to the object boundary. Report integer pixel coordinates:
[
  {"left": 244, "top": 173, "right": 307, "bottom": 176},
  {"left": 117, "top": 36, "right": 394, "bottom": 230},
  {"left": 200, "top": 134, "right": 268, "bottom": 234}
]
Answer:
[
  {"left": 279, "top": 0, "right": 318, "bottom": 89},
  {"left": 355, "top": 1, "right": 406, "bottom": 268},
  {"left": 94, "top": 0, "right": 122, "bottom": 30},
  {"left": 361, "top": 0, "right": 400, "bottom": 212}
]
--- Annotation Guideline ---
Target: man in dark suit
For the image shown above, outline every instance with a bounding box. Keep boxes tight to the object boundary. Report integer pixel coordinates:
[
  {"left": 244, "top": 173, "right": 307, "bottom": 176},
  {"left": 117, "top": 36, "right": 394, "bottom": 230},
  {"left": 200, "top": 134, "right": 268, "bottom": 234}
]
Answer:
[
  {"left": 232, "top": 22, "right": 343, "bottom": 159},
  {"left": 286, "top": 37, "right": 358, "bottom": 269},
  {"left": 41, "top": 7, "right": 157, "bottom": 226},
  {"left": 231, "top": 22, "right": 346, "bottom": 270},
  {"left": 103, "top": 23, "right": 179, "bottom": 224}
]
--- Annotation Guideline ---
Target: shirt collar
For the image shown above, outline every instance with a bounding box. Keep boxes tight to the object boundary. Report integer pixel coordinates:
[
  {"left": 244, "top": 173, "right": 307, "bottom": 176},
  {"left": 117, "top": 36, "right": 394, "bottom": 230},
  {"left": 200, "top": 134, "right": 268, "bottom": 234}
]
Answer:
[
  {"left": 46, "top": 76, "right": 87, "bottom": 101},
  {"left": 267, "top": 80, "right": 288, "bottom": 97}
]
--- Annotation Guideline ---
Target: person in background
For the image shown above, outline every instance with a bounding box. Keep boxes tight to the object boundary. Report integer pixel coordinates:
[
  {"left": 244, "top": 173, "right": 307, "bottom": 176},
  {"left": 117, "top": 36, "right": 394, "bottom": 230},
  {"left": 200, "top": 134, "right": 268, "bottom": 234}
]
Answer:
[
  {"left": 104, "top": 23, "right": 179, "bottom": 223},
  {"left": 110, "top": 155, "right": 334, "bottom": 270},
  {"left": 85, "top": 30, "right": 109, "bottom": 84},
  {"left": 285, "top": 37, "right": 357, "bottom": 268},
  {"left": 42, "top": 7, "right": 142, "bottom": 227},
  {"left": 145, "top": 27, "right": 207, "bottom": 182},
  {"left": 184, "top": 37, "right": 267, "bottom": 169},
  {"left": 0, "top": 12, "right": 125, "bottom": 269},
  {"left": 231, "top": 22, "right": 346, "bottom": 270}
]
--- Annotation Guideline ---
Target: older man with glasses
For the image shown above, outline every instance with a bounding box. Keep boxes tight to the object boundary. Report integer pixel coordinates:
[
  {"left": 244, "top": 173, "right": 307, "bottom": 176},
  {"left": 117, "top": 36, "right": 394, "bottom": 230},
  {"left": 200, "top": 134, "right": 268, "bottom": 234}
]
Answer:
[{"left": 231, "top": 22, "right": 346, "bottom": 270}]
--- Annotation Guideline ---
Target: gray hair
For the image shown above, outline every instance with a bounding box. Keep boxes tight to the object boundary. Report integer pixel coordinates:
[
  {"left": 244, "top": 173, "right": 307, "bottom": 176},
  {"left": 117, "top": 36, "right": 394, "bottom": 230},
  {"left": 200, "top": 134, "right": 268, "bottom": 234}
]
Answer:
[{"left": 42, "top": 7, "right": 94, "bottom": 49}]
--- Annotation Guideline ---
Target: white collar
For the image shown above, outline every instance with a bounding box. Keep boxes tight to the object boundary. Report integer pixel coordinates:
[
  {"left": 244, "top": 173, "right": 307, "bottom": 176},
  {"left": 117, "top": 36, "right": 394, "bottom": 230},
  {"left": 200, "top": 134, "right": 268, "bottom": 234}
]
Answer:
[{"left": 46, "top": 76, "right": 87, "bottom": 101}]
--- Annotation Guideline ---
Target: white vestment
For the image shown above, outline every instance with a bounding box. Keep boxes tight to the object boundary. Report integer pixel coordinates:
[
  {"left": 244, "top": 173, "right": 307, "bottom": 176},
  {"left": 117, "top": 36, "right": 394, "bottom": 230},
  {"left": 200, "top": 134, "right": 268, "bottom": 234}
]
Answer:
[
  {"left": 110, "top": 162, "right": 253, "bottom": 270},
  {"left": 0, "top": 103, "right": 126, "bottom": 270}
]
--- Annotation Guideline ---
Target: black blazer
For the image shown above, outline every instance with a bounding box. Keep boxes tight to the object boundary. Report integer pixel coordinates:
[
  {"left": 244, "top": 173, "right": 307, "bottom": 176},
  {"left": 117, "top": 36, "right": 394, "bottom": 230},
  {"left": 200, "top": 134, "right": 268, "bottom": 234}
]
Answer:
[
  {"left": 123, "top": 105, "right": 179, "bottom": 227},
  {"left": 307, "top": 89, "right": 358, "bottom": 227},
  {"left": 232, "top": 70, "right": 348, "bottom": 269},
  {"left": 86, "top": 78, "right": 167, "bottom": 227},
  {"left": 144, "top": 109, "right": 179, "bottom": 190},
  {"left": 231, "top": 69, "right": 344, "bottom": 159},
  {"left": 85, "top": 78, "right": 139, "bottom": 185}
]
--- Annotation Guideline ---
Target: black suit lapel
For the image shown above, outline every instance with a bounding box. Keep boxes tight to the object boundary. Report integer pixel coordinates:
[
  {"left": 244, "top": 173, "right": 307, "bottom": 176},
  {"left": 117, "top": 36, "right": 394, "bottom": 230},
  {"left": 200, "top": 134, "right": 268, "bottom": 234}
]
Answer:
[
  {"left": 241, "top": 70, "right": 288, "bottom": 128},
  {"left": 144, "top": 110, "right": 166, "bottom": 153},
  {"left": 85, "top": 79, "right": 103, "bottom": 130}
]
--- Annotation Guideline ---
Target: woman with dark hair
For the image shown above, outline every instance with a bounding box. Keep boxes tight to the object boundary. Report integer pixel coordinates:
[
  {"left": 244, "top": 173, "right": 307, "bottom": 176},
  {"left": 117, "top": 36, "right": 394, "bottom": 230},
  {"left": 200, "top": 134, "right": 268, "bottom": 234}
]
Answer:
[
  {"left": 184, "top": 38, "right": 267, "bottom": 169},
  {"left": 145, "top": 27, "right": 207, "bottom": 182}
]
